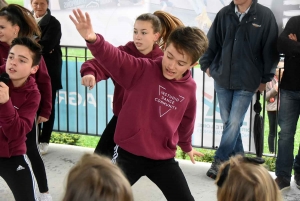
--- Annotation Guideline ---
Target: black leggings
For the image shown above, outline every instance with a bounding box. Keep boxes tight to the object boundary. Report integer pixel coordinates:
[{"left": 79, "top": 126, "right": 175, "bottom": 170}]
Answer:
[
  {"left": 26, "top": 120, "right": 49, "bottom": 193},
  {"left": 94, "top": 115, "right": 118, "bottom": 157},
  {"left": 114, "top": 146, "right": 195, "bottom": 201},
  {"left": 39, "top": 89, "right": 57, "bottom": 143},
  {"left": 0, "top": 155, "right": 39, "bottom": 201}
]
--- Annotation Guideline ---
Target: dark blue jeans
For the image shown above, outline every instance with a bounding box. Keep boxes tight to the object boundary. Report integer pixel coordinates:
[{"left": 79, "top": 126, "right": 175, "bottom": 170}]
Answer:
[
  {"left": 214, "top": 82, "right": 254, "bottom": 161},
  {"left": 276, "top": 89, "right": 300, "bottom": 180}
]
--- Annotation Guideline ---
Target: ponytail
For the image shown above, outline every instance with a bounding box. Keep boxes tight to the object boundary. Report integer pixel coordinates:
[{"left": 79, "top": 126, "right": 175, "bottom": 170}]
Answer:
[
  {"left": 153, "top": 10, "right": 184, "bottom": 48},
  {"left": 0, "top": 4, "right": 41, "bottom": 39}
]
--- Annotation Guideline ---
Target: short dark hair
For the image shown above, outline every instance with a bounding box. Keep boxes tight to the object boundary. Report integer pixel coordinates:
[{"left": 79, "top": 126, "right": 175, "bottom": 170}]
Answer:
[
  {"left": 166, "top": 26, "right": 209, "bottom": 64},
  {"left": 10, "top": 37, "right": 42, "bottom": 66}
]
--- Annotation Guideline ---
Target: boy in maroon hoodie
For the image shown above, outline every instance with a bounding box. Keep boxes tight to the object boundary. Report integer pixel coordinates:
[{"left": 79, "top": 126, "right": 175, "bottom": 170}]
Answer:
[
  {"left": 80, "top": 11, "right": 183, "bottom": 158},
  {"left": 70, "top": 9, "right": 208, "bottom": 200},
  {"left": 0, "top": 37, "right": 42, "bottom": 200}
]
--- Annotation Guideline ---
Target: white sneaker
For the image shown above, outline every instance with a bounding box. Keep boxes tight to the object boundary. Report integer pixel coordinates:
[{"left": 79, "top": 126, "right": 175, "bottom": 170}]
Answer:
[
  {"left": 39, "top": 143, "right": 49, "bottom": 155},
  {"left": 39, "top": 193, "right": 52, "bottom": 201}
]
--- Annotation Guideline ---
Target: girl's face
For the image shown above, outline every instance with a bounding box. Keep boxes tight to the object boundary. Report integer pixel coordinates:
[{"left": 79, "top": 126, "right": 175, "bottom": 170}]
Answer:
[
  {"left": 31, "top": 0, "right": 48, "bottom": 18},
  {"left": 0, "top": 16, "right": 19, "bottom": 45},
  {"left": 133, "top": 20, "right": 160, "bottom": 55}
]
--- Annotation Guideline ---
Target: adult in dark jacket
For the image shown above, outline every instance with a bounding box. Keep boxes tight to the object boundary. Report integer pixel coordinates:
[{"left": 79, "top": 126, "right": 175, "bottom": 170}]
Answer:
[
  {"left": 31, "top": 0, "right": 63, "bottom": 155},
  {"left": 275, "top": 15, "right": 300, "bottom": 190},
  {"left": 200, "top": 0, "right": 279, "bottom": 180}
]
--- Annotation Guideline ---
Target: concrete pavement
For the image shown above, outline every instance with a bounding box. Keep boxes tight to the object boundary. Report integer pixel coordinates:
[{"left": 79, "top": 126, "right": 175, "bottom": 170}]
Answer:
[{"left": 0, "top": 143, "right": 300, "bottom": 201}]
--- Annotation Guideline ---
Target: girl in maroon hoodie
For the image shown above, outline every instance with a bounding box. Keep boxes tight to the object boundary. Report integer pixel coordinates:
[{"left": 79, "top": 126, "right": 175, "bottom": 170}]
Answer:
[
  {"left": 72, "top": 9, "right": 209, "bottom": 200},
  {"left": 0, "top": 37, "right": 41, "bottom": 201},
  {"left": 0, "top": 4, "right": 52, "bottom": 200},
  {"left": 80, "top": 11, "right": 184, "bottom": 158}
]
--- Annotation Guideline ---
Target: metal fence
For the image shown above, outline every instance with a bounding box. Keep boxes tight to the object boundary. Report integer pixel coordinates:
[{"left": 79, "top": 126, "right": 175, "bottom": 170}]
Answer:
[{"left": 56, "top": 46, "right": 283, "bottom": 156}]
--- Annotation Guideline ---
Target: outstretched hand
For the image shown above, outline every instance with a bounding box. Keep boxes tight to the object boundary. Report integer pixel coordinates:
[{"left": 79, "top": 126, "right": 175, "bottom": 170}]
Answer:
[
  {"left": 187, "top": 148, "right": 204, "bottom": 164},
  {"left": 69, "top": 9, "right": 97, "bottom": 43}
]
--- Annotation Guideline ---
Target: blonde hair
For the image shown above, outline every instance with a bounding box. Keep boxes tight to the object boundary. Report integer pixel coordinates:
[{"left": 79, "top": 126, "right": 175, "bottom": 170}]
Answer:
[
  {"left": 216, "top": 155, "right": 282, "bottom": 201},
  {"left": 62, "top": 153, "right": 133, "bottom": 201},
  {"left": 153, "top": 10, "right": 184, "bottom": 48}
]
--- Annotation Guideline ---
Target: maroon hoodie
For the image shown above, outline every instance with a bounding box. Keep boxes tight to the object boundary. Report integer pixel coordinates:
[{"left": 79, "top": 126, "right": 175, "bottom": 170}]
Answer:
[
  {"left": 0, "top": 65, "right": 41, "bottom": 158},
  {"left": 0, "top": 41, "right": 52, "bottom": 119},
  {"left": 81, "top": 41, "right": 163, "bottom": 116},
  {"left": 87, "top": 34, "right": 197, "bottom": 160}
]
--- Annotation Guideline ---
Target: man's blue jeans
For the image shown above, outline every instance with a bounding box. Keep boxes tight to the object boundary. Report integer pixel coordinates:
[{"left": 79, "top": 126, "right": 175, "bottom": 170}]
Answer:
[
  {"left": 276, "top": 89, "right": 300, "bottom": 181},
  {"left": 214, "top": 82, "right": 254, "bottom": 161}
]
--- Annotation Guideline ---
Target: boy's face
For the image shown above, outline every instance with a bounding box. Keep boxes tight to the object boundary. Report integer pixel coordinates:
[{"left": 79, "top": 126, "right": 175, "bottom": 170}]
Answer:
[
  {"left": 6, "top": 44, "right": 38, "bottom": 87},
  {"left": 133, "top": 20, "right": 160, "bottom": 55},
  {"left": 162, "top": 43, "right": 197, "bottom": 80}
]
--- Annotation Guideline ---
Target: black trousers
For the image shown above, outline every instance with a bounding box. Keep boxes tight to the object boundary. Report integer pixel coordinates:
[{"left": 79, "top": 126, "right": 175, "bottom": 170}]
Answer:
[
  {"left": 0, "top": 155, "right": 39, "bottom": 201},
  {"left": 94, "top": 115, "right": 118, "bottom": 157},
  {"left": 114, "top": 146, "right": 195, "bottom": 201},
  {"left": 26, "top": 120, "right": 49, "bottom": 193},
  {"left": 267, "top": 111, "right": 277, "bottom": 153},
  {"left": 39, "top": 89, "right": 57, "bottom": 143}
]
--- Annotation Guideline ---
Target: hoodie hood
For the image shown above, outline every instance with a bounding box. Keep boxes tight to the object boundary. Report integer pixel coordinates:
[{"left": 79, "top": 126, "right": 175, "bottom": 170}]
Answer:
[{"left": 121, "top": 41, "right": 163, "bottom": 59}]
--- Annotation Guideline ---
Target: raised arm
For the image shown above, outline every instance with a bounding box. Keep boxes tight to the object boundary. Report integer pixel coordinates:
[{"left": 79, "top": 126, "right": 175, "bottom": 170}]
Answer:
[{"left": 70, "top": 9, "right": 151, "bottom": 90}]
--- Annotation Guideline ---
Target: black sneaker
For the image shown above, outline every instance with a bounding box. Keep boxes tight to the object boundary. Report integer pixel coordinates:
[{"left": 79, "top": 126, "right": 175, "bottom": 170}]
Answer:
[
  {"left": 275, "top": 176, "right": 290, "bottom": 190},
  {"left": 206, "top": 159, "right": 221, "bottom": 180},
  {"left": 295, "top": 172, "right": 300, "bottom": 189}
]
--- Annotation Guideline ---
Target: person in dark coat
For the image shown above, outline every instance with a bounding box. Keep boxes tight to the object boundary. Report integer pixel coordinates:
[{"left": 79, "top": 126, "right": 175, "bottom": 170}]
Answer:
[
  {"left": 31, "top": 0, "right": 62, "bottom": 156},
  {"left": 275, "top": 15, "right": 300, "bottom": 191},
  {"left": 200, "top": 0, "right": 279, "bottom": 180}
]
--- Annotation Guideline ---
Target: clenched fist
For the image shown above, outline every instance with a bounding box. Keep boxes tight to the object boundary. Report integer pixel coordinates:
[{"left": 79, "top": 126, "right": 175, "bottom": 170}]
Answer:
[
  {"left": 0, "top": 82, "right": 9, "bottom": 104},
  {"left": 81, "top": 75, "right": 96, "bottom": 90}
]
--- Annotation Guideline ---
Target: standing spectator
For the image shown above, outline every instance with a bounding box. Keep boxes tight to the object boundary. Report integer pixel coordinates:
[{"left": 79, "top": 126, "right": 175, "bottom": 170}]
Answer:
[
  {"left": 0, "top": 37, "right": 42, "bottom": 201},
  {"left": 200, "top": 0, "right": 279, "bottom": 179},
  {"left": 275, "top": 15, "right": 300, "bottom": 190},
  {"left": 265, "top": 67, "right": 283, "bottom": 154},
  {"left": 31, "top": 0, "right": 63, "bottom": 155},
  {"left": 0, "top": 4, "right": 53, "bottom": 200}
]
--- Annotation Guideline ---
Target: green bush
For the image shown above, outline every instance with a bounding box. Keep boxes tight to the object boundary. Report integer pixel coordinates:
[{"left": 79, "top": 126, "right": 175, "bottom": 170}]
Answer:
[
  {"left": 50, "top": 132, "right": 81, "bottom": 145},
  {"left": 263, "top": 156, "right": 276, "bottom": 172},
  {"left": 176, "top": 147, "right": 276, "bottom": 172}
]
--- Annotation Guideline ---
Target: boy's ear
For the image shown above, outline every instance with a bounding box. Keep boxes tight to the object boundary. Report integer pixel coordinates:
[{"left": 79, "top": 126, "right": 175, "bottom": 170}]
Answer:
[
  {"left": 188, "top": 62, "right": 199, "bottom": 70},
  {"left": 30, "top": 65, "right": 39, "bottom": 74}
]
